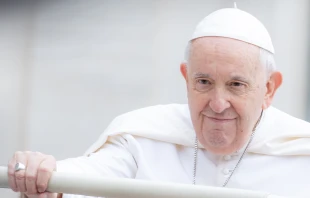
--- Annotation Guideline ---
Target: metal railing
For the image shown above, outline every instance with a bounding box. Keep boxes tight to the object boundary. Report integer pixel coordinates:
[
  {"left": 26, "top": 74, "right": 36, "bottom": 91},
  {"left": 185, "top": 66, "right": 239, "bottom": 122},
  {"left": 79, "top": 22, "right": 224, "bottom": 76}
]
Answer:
[{"left": 0, "top": 166, "right": 285, "bottom": 198}]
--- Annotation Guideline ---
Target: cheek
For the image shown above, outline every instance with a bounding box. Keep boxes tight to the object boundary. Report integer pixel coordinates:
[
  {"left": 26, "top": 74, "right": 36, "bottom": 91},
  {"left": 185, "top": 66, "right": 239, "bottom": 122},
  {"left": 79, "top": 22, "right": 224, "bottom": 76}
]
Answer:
[
  {"left": 188, "top": 92, "right": 208, "bottom": 114},
  {"left": 232, "top": 95, "right": 262, "bottom": 129},
  {"left": 233, "top": 100, "right": 254, "bottom": 123},
  {"left": 247, "top": 91, "right": 266, "bottom": 112}
]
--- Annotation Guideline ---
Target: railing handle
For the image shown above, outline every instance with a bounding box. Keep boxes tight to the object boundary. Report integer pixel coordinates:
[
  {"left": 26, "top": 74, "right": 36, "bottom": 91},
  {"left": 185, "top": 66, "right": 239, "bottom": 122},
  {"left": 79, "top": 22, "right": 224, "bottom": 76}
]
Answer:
[{"left": 0, "top": 166, "right": 281, "bottom": 198}]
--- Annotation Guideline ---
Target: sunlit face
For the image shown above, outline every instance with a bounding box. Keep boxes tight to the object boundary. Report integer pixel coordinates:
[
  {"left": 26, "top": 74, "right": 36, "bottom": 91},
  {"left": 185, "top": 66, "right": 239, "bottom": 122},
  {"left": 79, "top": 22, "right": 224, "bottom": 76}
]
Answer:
[{"left": 181, "top": 37, "right": 268, "bottom": 155}]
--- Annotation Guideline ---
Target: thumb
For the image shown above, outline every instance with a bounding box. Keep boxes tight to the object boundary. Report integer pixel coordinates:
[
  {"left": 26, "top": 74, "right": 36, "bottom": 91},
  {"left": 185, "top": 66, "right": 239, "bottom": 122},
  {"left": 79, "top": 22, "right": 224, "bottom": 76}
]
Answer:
[{"left": 23, "top": 192, "right": 58, "bottom": 198}]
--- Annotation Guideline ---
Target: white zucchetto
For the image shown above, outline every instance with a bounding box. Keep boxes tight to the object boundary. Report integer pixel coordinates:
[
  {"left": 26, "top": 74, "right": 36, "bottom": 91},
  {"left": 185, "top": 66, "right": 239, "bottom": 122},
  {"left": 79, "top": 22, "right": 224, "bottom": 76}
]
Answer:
[{"left": 191, "top": 8, "right": 275, "bottom": 54}]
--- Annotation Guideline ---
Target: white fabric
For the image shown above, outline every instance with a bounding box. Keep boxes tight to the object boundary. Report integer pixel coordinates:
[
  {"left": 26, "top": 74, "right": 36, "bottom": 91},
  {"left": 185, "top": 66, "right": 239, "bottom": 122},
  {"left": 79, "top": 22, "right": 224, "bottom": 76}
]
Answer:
[
  {"left": 84, "top": 104, "right": 310, "bottom": 156},
  {"left": 191, "top": 8, "right": 275, "bottom": 54},
  {"left": 57, "top": 104, "right": 310, "bottom": 198}
]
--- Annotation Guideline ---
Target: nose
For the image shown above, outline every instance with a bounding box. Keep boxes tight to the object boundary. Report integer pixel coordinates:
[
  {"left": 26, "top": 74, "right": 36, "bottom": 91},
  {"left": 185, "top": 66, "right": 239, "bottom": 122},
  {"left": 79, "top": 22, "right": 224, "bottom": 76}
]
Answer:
[{"left": 209, "top": 89, "right": 231, "bottom": 113}]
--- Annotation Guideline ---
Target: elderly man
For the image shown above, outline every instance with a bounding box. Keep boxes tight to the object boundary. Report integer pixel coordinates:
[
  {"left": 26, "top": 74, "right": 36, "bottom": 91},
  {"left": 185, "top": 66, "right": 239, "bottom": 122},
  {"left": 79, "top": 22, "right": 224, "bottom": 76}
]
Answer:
[{"left": 7, "top": 7, "right": 310, "bottom": 198}]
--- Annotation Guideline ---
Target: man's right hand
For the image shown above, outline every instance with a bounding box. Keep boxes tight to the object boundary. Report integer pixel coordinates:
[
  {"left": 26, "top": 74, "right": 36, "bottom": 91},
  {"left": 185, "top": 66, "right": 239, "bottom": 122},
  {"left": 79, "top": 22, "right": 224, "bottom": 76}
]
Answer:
[{"left": 7, "top": 151, "right": 60, "bottom": 198}]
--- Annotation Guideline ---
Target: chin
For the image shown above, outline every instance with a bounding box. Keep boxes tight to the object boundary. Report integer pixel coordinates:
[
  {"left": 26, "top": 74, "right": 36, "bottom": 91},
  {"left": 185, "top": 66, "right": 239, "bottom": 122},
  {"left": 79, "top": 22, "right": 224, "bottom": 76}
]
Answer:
[
  {"left": 199, "top": 130, "right": 239, "bottom": 154},
  {"left": 202, "top": 137, "right": 238, "bottom": 155},
  {"left": 205, "top": 145, "right": 237, "bottom": 155}
]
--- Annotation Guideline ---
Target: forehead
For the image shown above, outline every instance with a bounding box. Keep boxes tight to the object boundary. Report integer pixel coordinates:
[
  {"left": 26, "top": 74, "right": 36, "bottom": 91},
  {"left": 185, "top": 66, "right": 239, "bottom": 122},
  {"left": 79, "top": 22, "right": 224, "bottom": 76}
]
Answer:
[{"left": 188, "top": 37, "right": 261, "bottom": 75}]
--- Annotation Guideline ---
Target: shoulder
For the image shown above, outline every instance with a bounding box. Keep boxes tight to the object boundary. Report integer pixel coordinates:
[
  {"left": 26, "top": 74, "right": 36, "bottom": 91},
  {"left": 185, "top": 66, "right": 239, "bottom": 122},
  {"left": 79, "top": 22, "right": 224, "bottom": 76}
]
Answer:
[
  {"left": 113, "top": 103, "right": 191, "bottom": 125},
  {"left": 104, "top": 103, "right": 194, "bottom": 134},
  {"left": 120, "top": 103, "right": 189, "bottom": 117},
  {"left": 85, "top": 104, "right": 195, "bottom": 155},
  {"left": 265, "top": 106, "right": 310, "bottom": 130},
  {"left": 251, "top": 106, "right": 310, "bottom": 155}
]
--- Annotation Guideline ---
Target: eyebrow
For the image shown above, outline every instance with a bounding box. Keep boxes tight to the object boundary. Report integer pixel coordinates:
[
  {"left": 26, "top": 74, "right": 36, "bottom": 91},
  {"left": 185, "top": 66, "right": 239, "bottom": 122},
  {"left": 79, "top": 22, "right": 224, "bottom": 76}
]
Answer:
[
  {"left": 193, "top": 72, "right": 211, "bottom": 78},
  {"left": 230, "top": 75, "right": 250, "bottom": 83},
  {"left": 192, "top": 72, "right": 251, "bottom": 83}
]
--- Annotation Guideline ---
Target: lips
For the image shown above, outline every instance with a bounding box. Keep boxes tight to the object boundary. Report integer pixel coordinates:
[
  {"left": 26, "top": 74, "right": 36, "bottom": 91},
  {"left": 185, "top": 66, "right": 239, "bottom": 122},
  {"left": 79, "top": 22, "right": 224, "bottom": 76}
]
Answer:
[{"left": 206, "top": 116, "right": 236, "bottom": 123}]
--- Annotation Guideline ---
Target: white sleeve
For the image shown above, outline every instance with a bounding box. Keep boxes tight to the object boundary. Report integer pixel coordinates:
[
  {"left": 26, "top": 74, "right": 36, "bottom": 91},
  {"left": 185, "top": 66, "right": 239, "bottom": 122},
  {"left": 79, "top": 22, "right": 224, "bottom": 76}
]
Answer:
[{"left": 57, "top": 135, "right": 138, "bottom": 198}]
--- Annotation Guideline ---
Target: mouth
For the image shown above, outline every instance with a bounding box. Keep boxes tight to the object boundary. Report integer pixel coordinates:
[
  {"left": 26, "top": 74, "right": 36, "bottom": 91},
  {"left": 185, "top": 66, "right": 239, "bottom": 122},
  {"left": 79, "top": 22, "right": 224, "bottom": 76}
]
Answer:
[{"left": 206, "top": 116, "right": 236, "bottom": 123}]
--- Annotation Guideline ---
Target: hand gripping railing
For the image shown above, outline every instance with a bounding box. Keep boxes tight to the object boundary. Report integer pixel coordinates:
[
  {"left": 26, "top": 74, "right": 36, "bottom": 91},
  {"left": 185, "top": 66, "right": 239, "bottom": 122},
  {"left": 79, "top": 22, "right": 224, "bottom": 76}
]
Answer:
[{"left": 0, "top": 166, "right": 285, "bottom": 198}]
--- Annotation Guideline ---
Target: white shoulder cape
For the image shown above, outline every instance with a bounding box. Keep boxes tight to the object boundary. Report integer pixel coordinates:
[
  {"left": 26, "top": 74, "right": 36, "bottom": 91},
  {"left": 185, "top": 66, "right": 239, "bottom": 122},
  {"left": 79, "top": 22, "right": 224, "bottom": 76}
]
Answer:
[{"left": 85, "top": 104, "right": 310, "bottom": 156}]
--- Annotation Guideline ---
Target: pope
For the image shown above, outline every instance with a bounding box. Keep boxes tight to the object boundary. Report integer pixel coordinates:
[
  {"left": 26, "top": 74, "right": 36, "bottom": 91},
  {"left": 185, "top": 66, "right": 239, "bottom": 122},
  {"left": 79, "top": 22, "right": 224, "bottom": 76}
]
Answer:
[{"left": 7, "top": 7, "right": 310, "bottom": 198}]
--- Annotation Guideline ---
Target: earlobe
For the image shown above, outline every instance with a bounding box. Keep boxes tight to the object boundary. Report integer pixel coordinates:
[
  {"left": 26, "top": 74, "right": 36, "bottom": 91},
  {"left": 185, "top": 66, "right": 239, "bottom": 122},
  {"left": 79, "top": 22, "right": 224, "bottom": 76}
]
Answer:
[{"left": 262, "top": 71, "right": 283, "bottom": 109}]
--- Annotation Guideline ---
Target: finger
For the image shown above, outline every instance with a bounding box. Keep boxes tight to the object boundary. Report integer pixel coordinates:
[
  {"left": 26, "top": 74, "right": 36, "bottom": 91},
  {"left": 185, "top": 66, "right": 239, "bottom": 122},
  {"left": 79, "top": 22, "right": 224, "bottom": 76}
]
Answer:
[
  {"left": 36, "top": 192, "right": 57, "bottom": 198},
  {"left": 7, "top": 153, "right": 18, "bottom": 192},
  {"left": 36, "top": 156, "right": 56, "bottom": 193},
  {"left": 26, "top": 152, "right": 45, "bottom": 194},
  {"left": 37, "top": 192, "right": 49, "bottom": 198},
  {"left": 24, "top": 192, "right": 57, "bottom": 198},
  {"left": 47, "top": 192, "right": 58, "bottom": 198},
  {"left": 14, "top": 152, "right": 28, "bottom": 192}
]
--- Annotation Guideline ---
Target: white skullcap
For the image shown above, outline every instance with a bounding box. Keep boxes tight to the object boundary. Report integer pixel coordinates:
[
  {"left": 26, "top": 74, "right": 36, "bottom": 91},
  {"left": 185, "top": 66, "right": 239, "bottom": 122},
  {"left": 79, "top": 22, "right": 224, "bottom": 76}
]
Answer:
[{"left": 191, "top": 8, "right": 275, "bottom": 54}]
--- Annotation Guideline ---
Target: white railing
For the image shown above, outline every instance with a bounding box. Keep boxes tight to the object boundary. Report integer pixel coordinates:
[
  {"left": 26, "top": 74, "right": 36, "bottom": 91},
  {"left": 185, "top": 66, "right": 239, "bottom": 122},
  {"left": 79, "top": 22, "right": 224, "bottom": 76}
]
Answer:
[{"left": 0, "top": 166, "right": 284, "bottom": 198}]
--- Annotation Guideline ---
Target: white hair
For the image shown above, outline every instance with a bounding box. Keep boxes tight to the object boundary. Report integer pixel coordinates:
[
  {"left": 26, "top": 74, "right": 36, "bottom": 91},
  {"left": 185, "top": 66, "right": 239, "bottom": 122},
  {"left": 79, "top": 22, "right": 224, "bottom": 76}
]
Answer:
[
  {"left": 184, "top": 41, "right": 276, "bottom": 76},
  {"left": 259, "top": 47, "right": 276, "bottom": 76}
]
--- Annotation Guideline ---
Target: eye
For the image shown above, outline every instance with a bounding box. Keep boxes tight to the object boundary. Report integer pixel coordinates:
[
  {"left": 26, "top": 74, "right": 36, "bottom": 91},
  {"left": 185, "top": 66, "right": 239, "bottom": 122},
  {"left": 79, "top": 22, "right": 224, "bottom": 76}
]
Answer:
[
  {"left": 195, "top": 79, "right": 212, "bottom": 92},
  {"left": 197, "top": 79, "right": 211, "bottom": 85},
  {"left": 230, "top": 82, "right": 244, "bottom": 87},
  {"left": 229, "top": 81, "right": 248, "bottom": 94}
]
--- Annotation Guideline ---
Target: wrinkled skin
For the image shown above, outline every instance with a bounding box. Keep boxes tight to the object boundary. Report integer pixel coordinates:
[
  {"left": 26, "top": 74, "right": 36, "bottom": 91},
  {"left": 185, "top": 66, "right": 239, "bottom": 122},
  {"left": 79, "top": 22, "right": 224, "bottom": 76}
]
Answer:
[
  {"left": 7, "top": 37, "right": 282, "bottom": 197},
  {"left": 8, "top": 151, "right": 59, "bottom": 198},
  {"left": 180, "top": 37, "right": 282, "bottom": 155}
]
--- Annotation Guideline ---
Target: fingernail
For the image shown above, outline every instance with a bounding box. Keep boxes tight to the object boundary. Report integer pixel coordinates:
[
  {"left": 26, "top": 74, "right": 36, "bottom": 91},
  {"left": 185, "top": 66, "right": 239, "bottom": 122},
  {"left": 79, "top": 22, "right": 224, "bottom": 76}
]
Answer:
[{"left": 38, "top": 188, "right": 44, "bottom": 193}]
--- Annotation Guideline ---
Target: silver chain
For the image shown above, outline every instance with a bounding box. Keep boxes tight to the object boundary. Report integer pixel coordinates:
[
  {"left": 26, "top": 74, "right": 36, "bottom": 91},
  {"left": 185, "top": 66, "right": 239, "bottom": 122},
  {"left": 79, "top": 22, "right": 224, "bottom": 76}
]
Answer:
[
  {"left": 192, "top": 137, "right": 199, "bottom": 185},
  {"left": 192, "top": 111, "right": 263, "bottom": 187}
]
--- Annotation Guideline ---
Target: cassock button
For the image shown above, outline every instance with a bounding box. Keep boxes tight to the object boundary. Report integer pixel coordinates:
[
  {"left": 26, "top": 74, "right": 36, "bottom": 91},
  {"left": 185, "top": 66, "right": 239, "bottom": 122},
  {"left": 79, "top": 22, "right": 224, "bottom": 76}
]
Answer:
[
  {"left": 222, "top": 168, "right": 231, "bottom": 175},
  {"left": 223, "top": 155, "right": 231, "bottom": 160},
  {"left": 232, "top": 151, "right": 240, "bottom": 156}
]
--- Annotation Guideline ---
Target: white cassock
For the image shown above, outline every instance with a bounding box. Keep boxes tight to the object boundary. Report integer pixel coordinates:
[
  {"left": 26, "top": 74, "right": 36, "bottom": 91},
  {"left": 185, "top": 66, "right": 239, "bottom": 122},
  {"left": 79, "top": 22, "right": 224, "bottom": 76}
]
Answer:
[{"left": 56, "top": 104, "right": 310, "bottom": 198}]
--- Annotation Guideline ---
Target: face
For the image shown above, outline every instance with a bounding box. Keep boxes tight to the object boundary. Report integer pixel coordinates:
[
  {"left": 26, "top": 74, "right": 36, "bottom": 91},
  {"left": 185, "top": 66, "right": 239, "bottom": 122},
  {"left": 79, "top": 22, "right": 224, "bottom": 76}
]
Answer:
[{"left": 181, "top": 37, "right": 276, "bottom": 155}]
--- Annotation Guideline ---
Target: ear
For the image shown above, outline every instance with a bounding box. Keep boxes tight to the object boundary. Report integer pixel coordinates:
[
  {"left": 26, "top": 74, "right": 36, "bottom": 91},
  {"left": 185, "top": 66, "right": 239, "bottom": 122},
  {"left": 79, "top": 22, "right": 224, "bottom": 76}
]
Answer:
[
  {"left": 180, "top": 62, "right": 188, "bottom": 82},
  {"left": 262, "top": 71, "right": 283, "bottom": 109}
]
